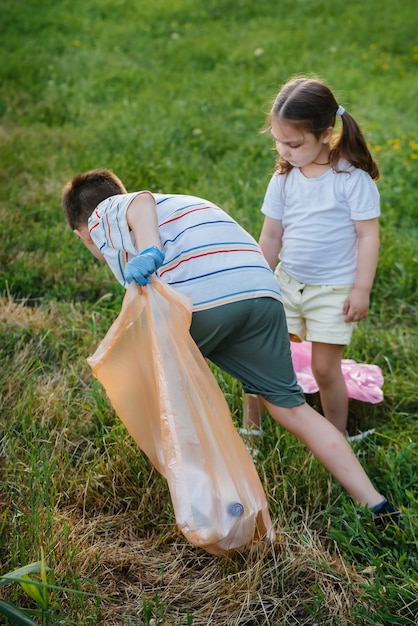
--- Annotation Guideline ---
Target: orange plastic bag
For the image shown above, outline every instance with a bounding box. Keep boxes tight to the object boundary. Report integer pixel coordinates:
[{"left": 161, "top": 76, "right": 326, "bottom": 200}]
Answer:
[{"left": 87, "top": 279, "right": 275, "bottom": 555}]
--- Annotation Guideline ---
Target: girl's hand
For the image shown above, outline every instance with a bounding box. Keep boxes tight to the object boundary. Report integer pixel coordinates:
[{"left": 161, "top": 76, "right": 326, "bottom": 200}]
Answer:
[{"left": 343, "top": 287, "right": 370, "bottom": 322}]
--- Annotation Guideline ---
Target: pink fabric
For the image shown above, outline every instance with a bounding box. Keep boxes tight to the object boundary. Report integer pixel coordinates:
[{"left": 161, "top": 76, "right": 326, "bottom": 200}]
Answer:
[{"left": 290, "top": 341, "right": 384, "bottom": 404}]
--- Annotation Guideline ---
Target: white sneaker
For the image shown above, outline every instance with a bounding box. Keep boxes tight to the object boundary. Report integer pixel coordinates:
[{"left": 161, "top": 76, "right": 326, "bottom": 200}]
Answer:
[{"left": 346, "top": 428, "right": 375, "bottom": 443}]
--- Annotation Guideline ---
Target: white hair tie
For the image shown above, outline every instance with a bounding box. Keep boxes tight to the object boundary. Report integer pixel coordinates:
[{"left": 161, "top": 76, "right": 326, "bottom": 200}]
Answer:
[{"left": 336, "top": 105, "right": 345, "bottom": 116}]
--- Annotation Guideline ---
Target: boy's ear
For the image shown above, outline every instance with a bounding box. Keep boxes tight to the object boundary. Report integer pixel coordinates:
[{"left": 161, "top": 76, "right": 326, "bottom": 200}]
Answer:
[
  {"left": 74, "top": 227, "right": 92, "bottom": 244},
  {"left": 74, "top": 227, "right": 106, "bottom": 262}
]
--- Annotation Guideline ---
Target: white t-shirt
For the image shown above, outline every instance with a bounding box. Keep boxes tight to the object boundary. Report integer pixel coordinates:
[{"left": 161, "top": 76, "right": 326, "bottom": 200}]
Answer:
[
  {"left": 89, "top": 191, "right": 282, "bottom": 311},
  {"left": 261, "top": 159, "right": 380, "bottom": 284}
]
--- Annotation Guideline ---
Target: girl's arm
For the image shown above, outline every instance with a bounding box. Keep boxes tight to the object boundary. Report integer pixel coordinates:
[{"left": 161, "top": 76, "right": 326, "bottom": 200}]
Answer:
[
  {"left": 258, "top": 216, "right": 283, "bottom": 269},
  {"left": 126, "top": 192, "right": 162, "bottom": 251},
  {"left": 344, "top": 217, "right": 379, "bottom": 322}
]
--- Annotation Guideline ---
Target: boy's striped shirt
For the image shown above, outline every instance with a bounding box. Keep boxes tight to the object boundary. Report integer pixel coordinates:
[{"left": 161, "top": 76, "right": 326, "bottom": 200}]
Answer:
[{"left": 89, "top": 192, "right": 282, "bottom": 311}]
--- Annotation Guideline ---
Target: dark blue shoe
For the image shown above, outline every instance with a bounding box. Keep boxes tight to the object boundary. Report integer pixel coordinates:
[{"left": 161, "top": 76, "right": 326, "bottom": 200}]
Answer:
[{"left": 371, "top": 499, "right": 402, "bottom": 529}]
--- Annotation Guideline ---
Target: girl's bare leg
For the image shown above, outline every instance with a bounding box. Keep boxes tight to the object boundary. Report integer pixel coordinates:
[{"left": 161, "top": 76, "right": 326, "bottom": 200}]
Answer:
[{"left": 311, "top": 342, "right": 348, "bottom": 434}]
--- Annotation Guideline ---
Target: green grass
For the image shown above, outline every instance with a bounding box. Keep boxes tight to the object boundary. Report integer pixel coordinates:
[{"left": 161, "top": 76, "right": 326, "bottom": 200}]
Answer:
[{"left": 1, "top": 0, "right": 417, "bottom": 624}]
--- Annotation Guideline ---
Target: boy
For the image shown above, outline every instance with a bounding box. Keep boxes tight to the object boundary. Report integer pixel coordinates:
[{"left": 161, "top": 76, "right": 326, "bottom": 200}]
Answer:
[{"left": 62, "top": 168, "right": 399, "bottom": 527}]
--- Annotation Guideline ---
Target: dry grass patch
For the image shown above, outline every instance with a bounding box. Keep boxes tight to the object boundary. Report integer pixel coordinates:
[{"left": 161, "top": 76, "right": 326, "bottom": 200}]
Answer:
[
  {"left": 0, "top": 295, "right": 50, "bottom": 328},
  {"left": 47, "top": 508, "right": 373, "bottom": 625}
]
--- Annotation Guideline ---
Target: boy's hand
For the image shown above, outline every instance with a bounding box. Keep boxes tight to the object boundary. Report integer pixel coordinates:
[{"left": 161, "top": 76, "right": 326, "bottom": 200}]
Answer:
[{"left": 125, "top": 246, "right": 165, "bottom": 286}]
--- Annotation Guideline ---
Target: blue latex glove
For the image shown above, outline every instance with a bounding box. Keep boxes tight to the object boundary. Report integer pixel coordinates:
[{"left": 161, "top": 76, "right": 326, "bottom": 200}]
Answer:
[{"left": 125, "top": 246, "right": 165, "bottom": 286}]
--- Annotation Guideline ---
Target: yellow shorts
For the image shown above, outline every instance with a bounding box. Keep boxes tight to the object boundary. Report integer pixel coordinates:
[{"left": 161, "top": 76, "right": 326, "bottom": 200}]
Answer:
[{"left": 276, "top": 265, "right": 355, "bottom": 345}]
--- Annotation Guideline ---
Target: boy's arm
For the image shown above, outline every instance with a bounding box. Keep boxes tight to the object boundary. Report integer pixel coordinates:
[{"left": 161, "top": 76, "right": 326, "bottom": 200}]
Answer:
[
  {"left": 126, "top": 192, "right": 162, "bottom": 251},
  {"left": 344, "top": 217, "right": 379, "bottom": 322},
  {"left": 125, "top": 192, "right": 165, "bottom": 286},
  {"left": 258, "top": 216, "right": 283, "bottom": 269}
]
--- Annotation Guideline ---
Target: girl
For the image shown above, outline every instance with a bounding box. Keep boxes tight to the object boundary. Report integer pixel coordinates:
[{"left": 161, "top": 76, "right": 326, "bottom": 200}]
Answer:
[{"left": 244, "top": 76, "right": 380, "bottom": 436}]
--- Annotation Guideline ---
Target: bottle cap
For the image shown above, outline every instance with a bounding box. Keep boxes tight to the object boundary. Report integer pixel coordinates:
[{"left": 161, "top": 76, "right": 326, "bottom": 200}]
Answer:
[{"left": 227, "top": 502, "right": 244, "bottom": 517}]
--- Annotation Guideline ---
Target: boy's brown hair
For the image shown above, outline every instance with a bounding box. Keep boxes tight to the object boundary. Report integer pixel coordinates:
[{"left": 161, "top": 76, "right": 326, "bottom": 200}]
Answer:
[{"left": 62, "top": 169, "right": 126, "bottom": 230}]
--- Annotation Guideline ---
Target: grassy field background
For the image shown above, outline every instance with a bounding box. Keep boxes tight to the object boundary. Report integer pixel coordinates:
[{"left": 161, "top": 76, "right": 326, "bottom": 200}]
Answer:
[{"left": 1, "top": 0, "right": 417, "bottom": 624}]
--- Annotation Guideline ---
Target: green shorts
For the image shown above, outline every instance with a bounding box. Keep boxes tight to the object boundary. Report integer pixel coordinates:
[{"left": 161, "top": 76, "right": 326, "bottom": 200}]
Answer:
[{"left": 190, "top": 297, "right": 305, "bottom": 408}]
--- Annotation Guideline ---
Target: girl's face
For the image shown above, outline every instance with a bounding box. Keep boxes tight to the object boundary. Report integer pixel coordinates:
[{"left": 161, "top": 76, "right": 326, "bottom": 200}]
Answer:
[{"left": 270, "top": 117, "right": 332, "bottom": 169}]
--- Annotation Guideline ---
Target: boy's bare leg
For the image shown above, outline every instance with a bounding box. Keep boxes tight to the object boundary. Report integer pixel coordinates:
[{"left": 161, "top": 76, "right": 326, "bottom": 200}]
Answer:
[
  {"left": 243, "top": 393, "right": 265, "bottom": 430},
  {"left": 311, "top": 342, "right": 348, "bottom": 434},
  {"left": 263, "top": 399, "right": 383, "bottom": 507}
]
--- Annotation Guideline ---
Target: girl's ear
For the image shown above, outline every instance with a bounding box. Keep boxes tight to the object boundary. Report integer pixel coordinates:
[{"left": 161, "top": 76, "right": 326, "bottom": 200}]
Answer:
[{"left": 322, "top": 126, "right": 334, "bottom": 144}]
